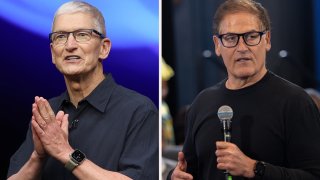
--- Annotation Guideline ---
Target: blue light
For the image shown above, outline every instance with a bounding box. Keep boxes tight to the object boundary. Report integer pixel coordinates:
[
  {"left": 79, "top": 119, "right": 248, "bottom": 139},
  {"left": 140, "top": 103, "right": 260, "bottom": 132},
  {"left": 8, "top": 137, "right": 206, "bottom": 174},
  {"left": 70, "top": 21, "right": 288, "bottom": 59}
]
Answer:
[{"left": 0, "top": 0, "right": 158, "bottom": 48}]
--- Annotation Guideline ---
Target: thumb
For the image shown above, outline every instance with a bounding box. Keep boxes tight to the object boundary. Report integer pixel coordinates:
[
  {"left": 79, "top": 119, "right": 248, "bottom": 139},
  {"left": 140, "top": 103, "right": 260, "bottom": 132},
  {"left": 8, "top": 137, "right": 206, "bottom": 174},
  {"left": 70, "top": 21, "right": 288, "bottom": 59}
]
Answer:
[
  {"left": 61, "top": 114, "right": 69, "bottom": 135},
  {"left": 177, "top": 151, "right": 187, "bottom": 171},
  {"left": 55, "top": 111, "right": 64, "bottom": 126}
]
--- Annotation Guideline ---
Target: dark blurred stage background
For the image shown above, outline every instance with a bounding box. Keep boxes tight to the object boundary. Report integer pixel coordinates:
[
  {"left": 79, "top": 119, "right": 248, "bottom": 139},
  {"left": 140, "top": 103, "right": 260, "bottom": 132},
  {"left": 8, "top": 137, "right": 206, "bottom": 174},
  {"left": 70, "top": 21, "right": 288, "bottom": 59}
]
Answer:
[{"left": 0, "top": 1, "right": 159, "bottom": 179}]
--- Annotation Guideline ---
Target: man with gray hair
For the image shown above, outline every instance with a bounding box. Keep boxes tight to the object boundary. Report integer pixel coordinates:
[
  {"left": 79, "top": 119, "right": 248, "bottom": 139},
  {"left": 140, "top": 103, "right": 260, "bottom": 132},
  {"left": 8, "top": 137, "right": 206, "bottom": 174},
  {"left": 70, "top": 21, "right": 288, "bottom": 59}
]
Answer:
[{"left": 7, "top": 1, "right": 158, "bottom": 180}]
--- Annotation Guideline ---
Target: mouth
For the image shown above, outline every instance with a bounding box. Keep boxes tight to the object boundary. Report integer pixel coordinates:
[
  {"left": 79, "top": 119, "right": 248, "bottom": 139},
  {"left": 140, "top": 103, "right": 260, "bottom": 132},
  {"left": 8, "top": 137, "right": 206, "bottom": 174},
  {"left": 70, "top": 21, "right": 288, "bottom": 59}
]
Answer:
[
  {"left": 64, "top": 55, "right": 81, "bottom": 61},
  {"left": 235, "top": 57, "right": 252, "bottom": 62}
]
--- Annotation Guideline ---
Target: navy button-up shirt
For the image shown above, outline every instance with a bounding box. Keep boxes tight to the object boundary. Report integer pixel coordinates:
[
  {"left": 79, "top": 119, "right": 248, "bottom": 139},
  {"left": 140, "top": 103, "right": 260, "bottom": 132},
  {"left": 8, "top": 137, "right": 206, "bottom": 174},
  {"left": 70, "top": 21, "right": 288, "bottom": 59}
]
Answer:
[{"left": 8, "top": 74, "right": 159, "bottom": 180}]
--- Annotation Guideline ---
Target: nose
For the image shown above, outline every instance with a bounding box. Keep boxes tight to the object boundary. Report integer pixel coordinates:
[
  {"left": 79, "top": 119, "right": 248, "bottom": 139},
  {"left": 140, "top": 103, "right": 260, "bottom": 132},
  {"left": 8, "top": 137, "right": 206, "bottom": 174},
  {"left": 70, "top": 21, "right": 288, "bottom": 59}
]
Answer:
[
  {"left": 65, "top": 33, "right": 78, "bottom": 51},
  {"left": 236, "top": 36, "right": 249, "bottom": 51}
]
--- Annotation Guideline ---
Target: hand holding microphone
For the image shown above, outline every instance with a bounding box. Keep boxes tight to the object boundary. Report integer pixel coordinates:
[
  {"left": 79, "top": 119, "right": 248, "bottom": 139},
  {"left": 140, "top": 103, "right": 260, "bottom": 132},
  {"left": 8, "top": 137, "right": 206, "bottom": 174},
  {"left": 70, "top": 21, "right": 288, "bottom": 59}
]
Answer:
[{"left": 216, "top": 105, "right": 256, "bottom": 179}]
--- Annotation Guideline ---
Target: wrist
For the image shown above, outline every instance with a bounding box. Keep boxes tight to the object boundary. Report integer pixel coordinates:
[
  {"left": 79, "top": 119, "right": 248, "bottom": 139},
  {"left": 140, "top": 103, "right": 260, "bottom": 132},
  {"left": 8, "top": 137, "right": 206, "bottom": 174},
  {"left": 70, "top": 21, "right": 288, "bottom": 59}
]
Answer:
[
  {"left": 244, "top": 159, "right": 256, "bottom": 178},
  {"left": 31, "top": 151, "right": 47, "bottom": 161}
]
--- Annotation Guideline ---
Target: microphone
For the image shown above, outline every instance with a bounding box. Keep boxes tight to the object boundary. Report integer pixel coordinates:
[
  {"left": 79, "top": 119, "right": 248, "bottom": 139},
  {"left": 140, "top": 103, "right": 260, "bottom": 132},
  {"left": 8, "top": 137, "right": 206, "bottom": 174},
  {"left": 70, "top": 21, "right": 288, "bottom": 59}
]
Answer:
[
  {"left": 217, "top": 105, "right": 233, "bottom": 180},
  {"left": 217, "top": 105, "right": 233, "bottom": 142}
]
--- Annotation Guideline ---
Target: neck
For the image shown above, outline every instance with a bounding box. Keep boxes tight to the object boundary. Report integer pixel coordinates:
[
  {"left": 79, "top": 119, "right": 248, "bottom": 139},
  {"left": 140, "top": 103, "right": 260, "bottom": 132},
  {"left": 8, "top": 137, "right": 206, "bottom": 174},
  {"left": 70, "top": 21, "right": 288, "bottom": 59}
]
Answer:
[
  {"left": 226, "top": 69, "right": 267, "bottom": 90},
  {"left": 64, "top": 72, "right": 105, "bottom": 107}
]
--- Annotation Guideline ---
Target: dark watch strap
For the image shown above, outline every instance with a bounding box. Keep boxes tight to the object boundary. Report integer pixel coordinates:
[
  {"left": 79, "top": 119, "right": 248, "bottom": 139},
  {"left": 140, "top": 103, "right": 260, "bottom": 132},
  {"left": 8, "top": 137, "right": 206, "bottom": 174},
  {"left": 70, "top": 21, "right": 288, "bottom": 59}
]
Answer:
[{"left": 254, "top": 161, "right": 266, "bottom": 178}]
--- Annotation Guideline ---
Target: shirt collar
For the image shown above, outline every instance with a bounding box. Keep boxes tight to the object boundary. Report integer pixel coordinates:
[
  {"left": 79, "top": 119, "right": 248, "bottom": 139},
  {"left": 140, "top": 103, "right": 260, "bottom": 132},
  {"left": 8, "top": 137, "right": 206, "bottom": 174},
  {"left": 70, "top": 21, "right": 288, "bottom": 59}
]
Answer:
[{"left": 55, "top": 73, "right": 116, "bottom": 113}]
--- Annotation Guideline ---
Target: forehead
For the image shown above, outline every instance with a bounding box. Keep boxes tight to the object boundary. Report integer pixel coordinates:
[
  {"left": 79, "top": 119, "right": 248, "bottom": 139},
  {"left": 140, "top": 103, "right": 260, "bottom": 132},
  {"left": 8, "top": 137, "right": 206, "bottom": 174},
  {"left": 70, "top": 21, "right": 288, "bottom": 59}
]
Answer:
[
  {"left": 219, "top": 12, "right": 261, "bottom": 34},
  {"left": 52, "top": 12, "right": 95, "bottom": 32}
]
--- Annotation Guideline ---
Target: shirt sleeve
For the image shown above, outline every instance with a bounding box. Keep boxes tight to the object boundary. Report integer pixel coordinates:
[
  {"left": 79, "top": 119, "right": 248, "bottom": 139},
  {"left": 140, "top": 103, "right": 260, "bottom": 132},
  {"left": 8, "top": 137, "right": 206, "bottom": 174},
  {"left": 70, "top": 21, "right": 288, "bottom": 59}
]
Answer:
[
  {"left": 7, "top": 123, "right": 34, "bottom": 178},
  {"left": 262, "top": 92, "right": 320, "bottom": 179},
  {"left": 183, "top": 107, "right": 199, "bottom": 179},
  {"left": 118, "top": 102, "right": 159, "bottom": 180}
]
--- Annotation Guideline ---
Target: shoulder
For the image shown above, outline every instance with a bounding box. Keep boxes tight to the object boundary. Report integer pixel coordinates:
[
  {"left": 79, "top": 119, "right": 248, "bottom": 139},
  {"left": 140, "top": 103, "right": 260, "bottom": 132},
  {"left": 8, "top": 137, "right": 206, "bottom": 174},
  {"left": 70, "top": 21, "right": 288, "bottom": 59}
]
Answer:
[
  {"left": 268, "top": 72, "right": 309, "bottom": 99},
  {"left": 190, "top": 80, "right": 225, "bottom": 108},
  {"left": 113, "top": 85, "right": 157, "bottom": 113},
  {"left": 268, "top": 72, "right": 316, "bottom": 110}
]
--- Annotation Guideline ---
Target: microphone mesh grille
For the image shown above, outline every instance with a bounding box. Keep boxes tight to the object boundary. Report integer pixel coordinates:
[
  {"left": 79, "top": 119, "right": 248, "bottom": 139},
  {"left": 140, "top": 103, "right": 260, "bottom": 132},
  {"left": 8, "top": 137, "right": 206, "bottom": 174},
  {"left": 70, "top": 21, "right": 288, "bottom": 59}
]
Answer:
[{"left": 217, "top": 105, "right": 233, "bottom": 120}]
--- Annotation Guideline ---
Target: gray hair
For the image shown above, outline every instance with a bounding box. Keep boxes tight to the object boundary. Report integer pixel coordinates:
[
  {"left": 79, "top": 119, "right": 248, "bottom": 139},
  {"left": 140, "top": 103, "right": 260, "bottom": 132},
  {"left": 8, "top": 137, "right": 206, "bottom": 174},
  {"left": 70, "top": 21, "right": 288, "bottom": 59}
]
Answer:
[{"left": 52, "top": 1, "right": 106, "bottom": 36}]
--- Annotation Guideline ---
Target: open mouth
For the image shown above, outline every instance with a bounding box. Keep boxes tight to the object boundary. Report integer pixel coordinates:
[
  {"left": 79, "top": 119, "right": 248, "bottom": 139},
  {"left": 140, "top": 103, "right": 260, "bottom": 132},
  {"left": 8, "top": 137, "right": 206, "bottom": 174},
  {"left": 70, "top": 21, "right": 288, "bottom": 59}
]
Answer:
[
  {"left": 236, "top": 57, "right": 251, "bottom": 62},
  {"left": 65, "top": 55, "right": 81, "bottom": 61}
]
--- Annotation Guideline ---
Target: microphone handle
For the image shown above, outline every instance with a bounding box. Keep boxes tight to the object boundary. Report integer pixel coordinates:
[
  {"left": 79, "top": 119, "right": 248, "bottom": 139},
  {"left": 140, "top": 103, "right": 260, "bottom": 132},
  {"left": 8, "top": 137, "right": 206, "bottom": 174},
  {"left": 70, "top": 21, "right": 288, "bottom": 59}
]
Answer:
[
  {"left": 224, "top": 131, "right": 231, "bottom": 142},
  {"left": 222, "top": 121, "right": 232, "bottom": 180}
]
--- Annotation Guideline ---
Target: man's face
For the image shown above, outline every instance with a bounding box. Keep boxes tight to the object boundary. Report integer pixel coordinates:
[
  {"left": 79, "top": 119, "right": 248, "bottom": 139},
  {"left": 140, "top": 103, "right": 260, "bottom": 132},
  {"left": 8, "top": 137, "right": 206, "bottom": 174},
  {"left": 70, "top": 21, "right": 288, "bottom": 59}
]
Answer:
[
  {"left": 50, "top": 12, "right": 110, "bottom": 77},
  {"left": 213, "top": 12, "right": 271, "bottom": 81}
]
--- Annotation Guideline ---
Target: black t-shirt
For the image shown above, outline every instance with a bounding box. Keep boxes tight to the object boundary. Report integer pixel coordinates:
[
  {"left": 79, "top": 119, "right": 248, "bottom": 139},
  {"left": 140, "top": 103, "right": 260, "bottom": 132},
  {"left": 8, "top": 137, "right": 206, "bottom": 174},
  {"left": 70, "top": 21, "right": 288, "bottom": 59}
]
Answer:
[
  {"left": 8, "top": 74, "right": 159, "bottom": 180},
  {"left": 183, "top": 71, "right": 320, "bottom": 179}
]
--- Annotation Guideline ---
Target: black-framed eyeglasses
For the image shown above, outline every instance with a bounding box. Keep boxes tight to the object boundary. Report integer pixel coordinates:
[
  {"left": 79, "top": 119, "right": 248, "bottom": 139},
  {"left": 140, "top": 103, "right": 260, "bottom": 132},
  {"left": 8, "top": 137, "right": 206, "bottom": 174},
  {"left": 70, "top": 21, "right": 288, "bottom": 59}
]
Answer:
[
  {"left": 49, "top": 29, "right": 105, "bottom": 45},
  {"left": 217, "top": 31, "right": 266, "bottom": 48}
]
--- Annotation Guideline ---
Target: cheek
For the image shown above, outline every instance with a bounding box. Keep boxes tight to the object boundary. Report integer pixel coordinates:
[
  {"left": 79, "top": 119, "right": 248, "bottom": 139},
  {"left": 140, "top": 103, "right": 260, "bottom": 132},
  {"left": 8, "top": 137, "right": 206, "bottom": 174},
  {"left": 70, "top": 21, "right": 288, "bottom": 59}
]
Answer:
[{"left": 220, "top": 51, "right": 234, "bottom": 65}]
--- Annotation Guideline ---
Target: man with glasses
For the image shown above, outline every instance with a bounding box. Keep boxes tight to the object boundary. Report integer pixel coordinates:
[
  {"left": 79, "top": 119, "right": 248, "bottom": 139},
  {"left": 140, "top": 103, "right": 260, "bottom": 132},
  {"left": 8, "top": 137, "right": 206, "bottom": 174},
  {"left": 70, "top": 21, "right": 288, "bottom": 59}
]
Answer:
[
  {"left": 169, "top": 0, "right": 320, "bottom": 179},
  {"left": 7, "top": 1, "right": 158, "bottom": 180}
]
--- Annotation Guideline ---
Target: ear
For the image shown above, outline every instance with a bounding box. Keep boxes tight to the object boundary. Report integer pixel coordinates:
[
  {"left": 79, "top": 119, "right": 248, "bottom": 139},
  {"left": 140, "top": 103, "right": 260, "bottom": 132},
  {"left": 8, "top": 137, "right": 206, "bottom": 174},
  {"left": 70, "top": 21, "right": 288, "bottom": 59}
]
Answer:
[
  {"left": 265, "top": 31, "right": 271, "bottom": 52},
  {"left": 50, "top": 43, "right": 56, "bottom": 65},
  {"left": 213, "top": 35, "right": 221, "bottom": 57},
  {"left": 99, "top": 38, "right": 111, "bottom": 60}
]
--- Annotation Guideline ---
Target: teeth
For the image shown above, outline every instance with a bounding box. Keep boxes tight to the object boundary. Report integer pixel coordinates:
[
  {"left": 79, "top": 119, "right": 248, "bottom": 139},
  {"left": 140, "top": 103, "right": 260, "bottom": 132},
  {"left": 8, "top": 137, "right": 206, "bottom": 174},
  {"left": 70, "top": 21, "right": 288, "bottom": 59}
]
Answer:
[
  {"left": 65, "top": 56, "right": 80, "bottom": 60},
  {"left": 237, "top": 58, "right": 249, "bottom": 61}
]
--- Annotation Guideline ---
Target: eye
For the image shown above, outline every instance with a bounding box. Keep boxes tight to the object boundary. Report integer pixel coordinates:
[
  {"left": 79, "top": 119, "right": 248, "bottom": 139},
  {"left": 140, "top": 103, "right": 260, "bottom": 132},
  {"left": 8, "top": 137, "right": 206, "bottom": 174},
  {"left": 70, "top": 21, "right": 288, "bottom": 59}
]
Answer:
[
  {"left": 223, "top": 34, "right": 237, "bottom": 42},
  {"left": 246, "top": 32, "right": 260, "bottom": 40},
  {"left": 76, "top": 32, "right": 90, "bottom": 38},
  {"left": 55, "top": 34, "right": 67, "bottom": 40}
]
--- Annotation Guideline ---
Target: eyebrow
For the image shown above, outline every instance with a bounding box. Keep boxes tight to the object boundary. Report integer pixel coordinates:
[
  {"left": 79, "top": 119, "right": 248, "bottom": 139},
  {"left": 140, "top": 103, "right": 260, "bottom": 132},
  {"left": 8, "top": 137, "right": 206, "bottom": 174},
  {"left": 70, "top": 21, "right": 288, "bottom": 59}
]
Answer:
[{"left": 220, "top": 29, "right": 260, "bottom": 34}]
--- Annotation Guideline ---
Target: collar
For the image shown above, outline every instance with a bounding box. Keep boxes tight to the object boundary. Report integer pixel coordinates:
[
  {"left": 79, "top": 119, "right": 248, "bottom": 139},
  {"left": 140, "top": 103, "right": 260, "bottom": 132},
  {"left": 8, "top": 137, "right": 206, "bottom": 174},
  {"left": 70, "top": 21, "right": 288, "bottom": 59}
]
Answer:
[{"left": 55, "top": 74, "right": 116, "bottom": 113}]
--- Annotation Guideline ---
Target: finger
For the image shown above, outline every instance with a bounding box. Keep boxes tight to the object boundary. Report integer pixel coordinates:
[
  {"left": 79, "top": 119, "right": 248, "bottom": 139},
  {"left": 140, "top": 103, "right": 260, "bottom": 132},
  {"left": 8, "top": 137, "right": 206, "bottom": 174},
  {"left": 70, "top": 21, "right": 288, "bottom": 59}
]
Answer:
[
  {"left": 31, "top": 117, "right": 41, "bottom": 142},
  {"left": 31, "top": 116, "right": 37, "bottom": 136},
  {"left": 43, "top": 98, "right": 55, "bottom": 122},
  {"left": 36, "top": 97, "right": 50, "bottom": 123},
  {"left": 31, "top": 118, "right": 46, "bottom": 137},
  {"left": 32, "top": 104, "right": 47, "bottom": 128},
  {"left": 216, "top": 141, "right": 232, "bottom": 149},
  {"left": 178, "top": 151, "right": 185, "bottom": 162},
  {"left": 172, "top": 169, "right": 193, "bottom": 179},
  {"left": 61, "top": 114, "right": 69, "bottom": 135},
  {"left": 216, "top": 148, "right": 232, "bottom": 157},
  {"left": 177, "top": 151, "right": 187, "bottom": 171}
]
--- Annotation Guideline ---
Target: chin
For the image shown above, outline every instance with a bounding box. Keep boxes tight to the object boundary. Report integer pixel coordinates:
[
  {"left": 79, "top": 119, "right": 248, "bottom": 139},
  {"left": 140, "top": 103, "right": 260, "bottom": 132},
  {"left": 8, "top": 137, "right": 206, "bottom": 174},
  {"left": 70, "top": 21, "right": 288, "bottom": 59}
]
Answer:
[
  {"left": 61, "top": 70, "right": 84, "bottom": 77},
  {"left": 234, "top": 69, "right": 256, "bottom": 79}
]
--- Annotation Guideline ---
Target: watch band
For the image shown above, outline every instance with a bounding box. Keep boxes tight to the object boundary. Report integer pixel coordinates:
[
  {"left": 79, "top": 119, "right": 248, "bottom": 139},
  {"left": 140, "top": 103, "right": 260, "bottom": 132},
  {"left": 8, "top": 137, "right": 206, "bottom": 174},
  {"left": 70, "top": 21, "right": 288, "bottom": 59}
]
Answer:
[
  {"left": 254, "top": 161, "right": 266, "bottom": 178},
  {"left": 65, "top": 158, "right": 79, "bottom": 171}
]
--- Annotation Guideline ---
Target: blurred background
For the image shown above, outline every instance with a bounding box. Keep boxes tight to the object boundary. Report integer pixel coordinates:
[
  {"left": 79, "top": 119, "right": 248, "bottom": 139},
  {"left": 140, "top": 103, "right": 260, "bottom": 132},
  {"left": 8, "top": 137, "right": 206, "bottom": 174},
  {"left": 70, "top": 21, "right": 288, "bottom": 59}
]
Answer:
[
  {"left": 162, "top": 0, "right": 320, "bottom": 178},
  {"left": 0, "top": 0, "right": 158, "bottom": 179}
]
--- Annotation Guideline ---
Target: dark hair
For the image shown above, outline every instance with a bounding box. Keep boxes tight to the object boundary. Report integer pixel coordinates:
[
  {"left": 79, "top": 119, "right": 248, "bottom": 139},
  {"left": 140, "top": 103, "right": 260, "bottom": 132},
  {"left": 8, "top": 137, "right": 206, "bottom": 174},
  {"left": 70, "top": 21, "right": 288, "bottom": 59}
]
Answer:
[{"left": 213, "top": 0, "right": 271, "bottom": 34}]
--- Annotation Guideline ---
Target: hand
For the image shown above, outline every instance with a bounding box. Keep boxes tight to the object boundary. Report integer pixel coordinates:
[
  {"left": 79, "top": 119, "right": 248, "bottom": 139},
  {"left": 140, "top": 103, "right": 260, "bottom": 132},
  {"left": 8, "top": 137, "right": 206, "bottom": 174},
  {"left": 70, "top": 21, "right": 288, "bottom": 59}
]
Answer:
[
  {"left": 31, "top": 115, "right": 46, "bottom": 159},
  {"left": 31, "top": 101, "right": 67, "bottom": 159},
  {"left": 215, "top": 141, "right": 256, "bottom": 178},
  {"left": 171, "top": 152, "right": 193, "bottom": 180},
  {"left": 32, "top": 96, "right": 72, "bottom": 163}
]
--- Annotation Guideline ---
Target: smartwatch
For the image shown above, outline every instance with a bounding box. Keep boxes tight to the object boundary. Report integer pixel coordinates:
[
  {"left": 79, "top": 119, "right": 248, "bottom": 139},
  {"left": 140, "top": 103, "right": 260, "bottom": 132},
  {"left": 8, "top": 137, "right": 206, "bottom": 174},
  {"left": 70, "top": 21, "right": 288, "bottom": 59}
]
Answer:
[
  {"left": 65, "top": 149, "right": 86, "bottom": 171},
  {"left": 254, "top": 161, "right": 266, "bottom": 178}
]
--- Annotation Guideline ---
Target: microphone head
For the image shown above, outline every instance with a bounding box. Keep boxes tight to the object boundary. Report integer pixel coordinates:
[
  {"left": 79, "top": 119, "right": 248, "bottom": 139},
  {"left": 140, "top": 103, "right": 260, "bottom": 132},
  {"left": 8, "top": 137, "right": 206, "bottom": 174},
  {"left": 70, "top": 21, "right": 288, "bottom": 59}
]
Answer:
[{"left": 217, "top": 105, "right": 233, "bottom": 121}]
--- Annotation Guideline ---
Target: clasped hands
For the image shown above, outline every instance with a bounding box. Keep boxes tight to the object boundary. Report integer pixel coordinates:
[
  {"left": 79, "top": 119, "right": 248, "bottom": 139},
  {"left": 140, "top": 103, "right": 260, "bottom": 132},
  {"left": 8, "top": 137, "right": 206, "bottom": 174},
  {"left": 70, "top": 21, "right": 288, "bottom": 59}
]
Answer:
[{"left": 31, "top": 96, "right": 73, "bottom": 163}]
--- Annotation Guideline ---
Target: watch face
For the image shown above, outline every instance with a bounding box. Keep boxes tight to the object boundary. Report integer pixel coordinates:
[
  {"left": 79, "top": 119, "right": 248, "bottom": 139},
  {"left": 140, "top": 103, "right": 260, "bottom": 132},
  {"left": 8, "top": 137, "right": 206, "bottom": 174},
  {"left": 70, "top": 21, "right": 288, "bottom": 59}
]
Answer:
[{"left": 72, "top": 149, "right": 86, "bottom": 163}]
